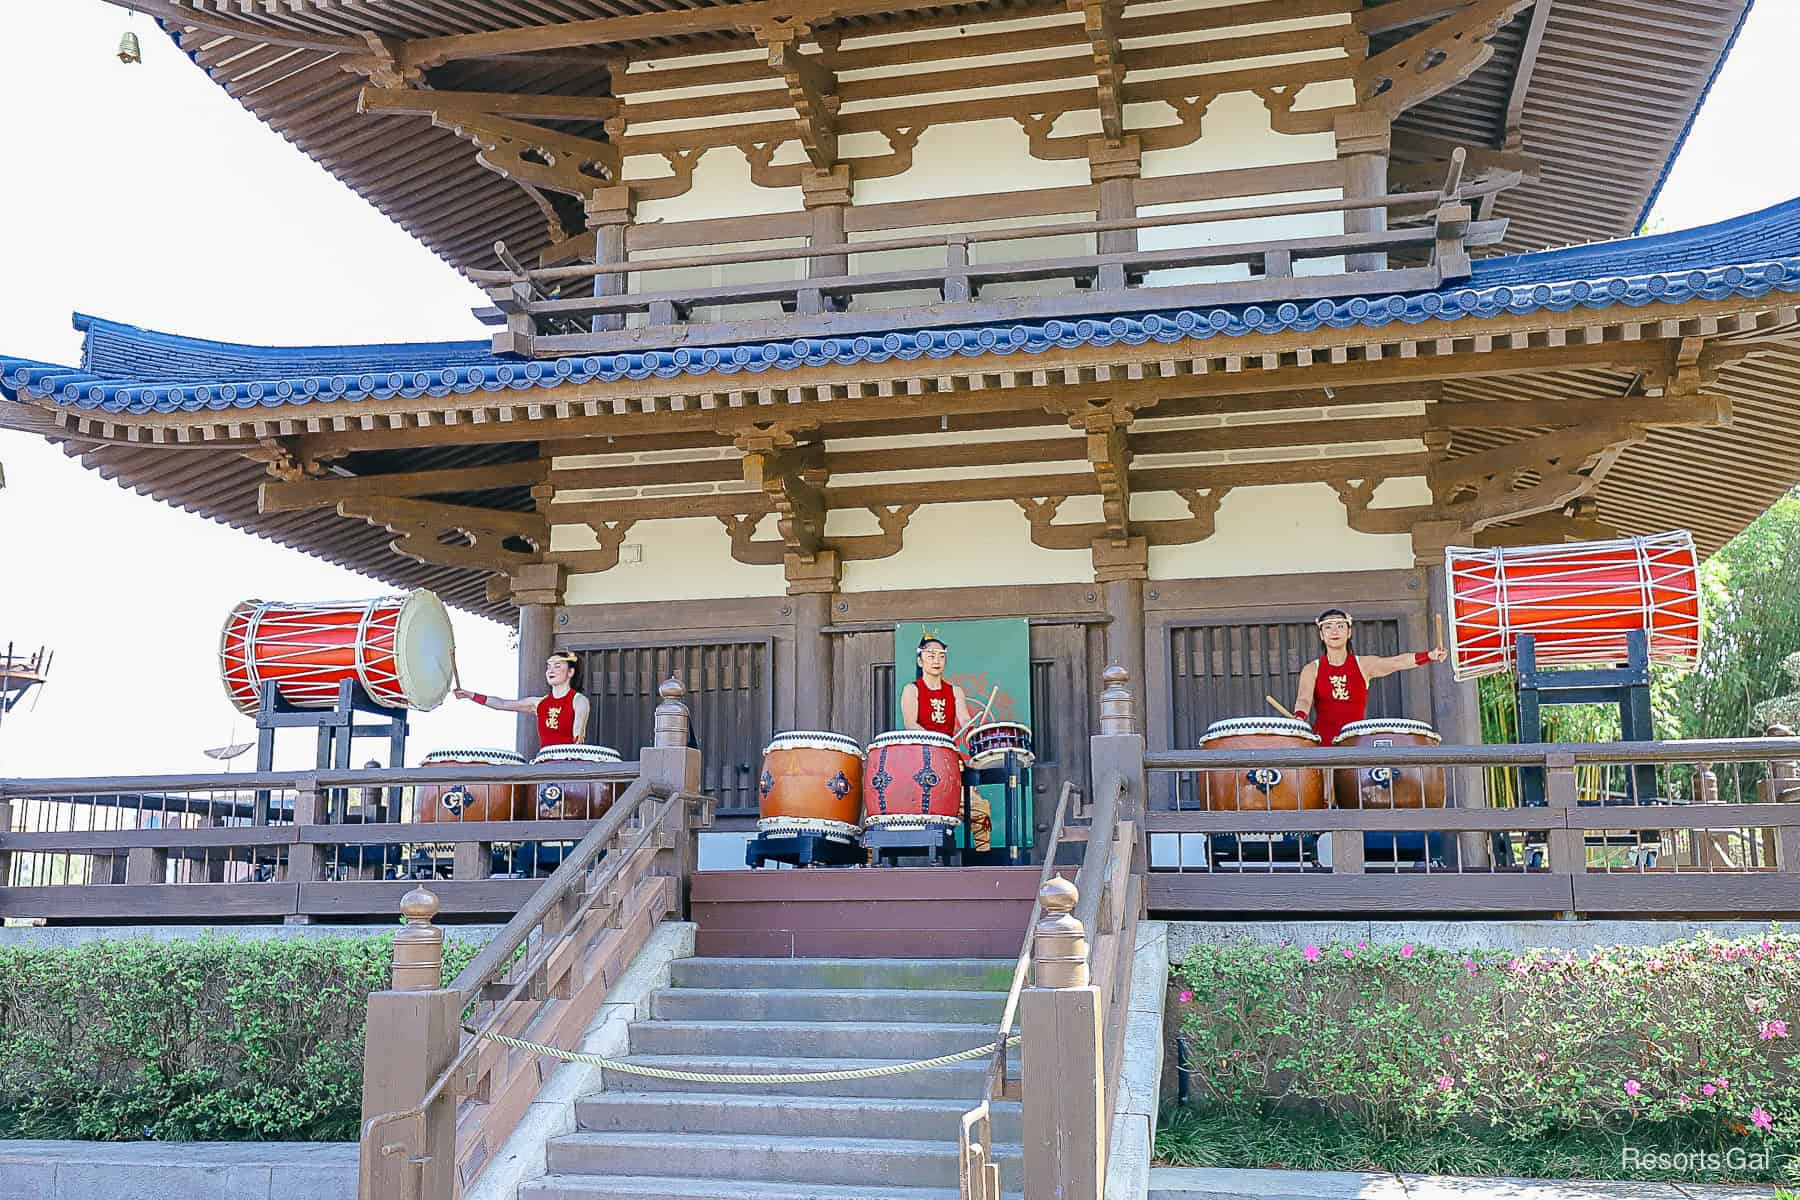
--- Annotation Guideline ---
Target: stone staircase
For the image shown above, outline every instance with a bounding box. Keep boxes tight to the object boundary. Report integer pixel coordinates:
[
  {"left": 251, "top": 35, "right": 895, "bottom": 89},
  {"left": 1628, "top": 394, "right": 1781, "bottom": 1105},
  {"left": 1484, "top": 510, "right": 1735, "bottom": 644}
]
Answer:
[{"left": 522, "top": 956, "right": 1022, "bottom": 1200}]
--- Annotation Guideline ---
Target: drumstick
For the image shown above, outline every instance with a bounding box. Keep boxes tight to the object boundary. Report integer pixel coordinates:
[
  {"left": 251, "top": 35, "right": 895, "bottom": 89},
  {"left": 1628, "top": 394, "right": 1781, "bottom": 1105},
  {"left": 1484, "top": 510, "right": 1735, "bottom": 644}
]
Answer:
[
  {"left": 1265, "top": 694, "right": 1299, "bottom": 721},
  {"left": 951, "top": 686, "right": 1000, "bottom": 741},
  {"left": 1434, "top": 613, "right": 1447, "bottom": 654}
]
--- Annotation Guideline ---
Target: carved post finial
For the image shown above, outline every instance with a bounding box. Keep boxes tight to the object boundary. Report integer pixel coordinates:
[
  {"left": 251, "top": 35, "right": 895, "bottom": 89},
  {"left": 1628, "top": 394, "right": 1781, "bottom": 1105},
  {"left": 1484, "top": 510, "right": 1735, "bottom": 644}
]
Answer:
[
  {"left": 1032, "top": 878, "right": 1088, "bottom": 989},
  {"left": 391, "top": 886, "right": 444, "bottom": 992},
  {"left": 1098, "top": 664, "right": 1134, "bottom": 735},
  {"left": 654, "top": 675, "right": 690, "bottom": 748}
]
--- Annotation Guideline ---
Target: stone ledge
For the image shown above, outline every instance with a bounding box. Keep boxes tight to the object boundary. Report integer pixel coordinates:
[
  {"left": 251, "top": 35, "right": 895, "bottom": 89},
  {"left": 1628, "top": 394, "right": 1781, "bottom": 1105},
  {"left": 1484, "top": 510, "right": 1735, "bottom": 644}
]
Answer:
[
  {"left": 0, "top": 1139, "right": 357, "bottom": 1200},
  {"left": 1150, "top": 1167, "right": 1778, "bottom": 1200}
]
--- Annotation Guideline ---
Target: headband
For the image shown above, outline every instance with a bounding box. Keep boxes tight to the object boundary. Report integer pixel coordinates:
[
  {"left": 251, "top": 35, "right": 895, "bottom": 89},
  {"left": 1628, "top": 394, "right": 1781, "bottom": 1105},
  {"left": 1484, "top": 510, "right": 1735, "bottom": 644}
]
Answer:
[{"left": 547, "top": 651, "right": 579, "bottom": 666}]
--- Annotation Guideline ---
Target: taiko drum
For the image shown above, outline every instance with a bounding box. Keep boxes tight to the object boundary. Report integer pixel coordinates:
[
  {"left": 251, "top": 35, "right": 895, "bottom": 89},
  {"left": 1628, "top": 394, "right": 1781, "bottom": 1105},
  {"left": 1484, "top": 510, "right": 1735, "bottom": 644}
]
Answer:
[
  {"left": 1331, "top": 719, "right": 1446, "bottom": 810},
  {"left": 219, "top": 590, "right": 455, "bottom": 715},
  {"left": 530, "top": 744, "right": 623, "bottom": 820},
  {"left": 862, "top": 730, "right": 964, "bottom": 829},
  {"left": 758, "top": 731, "right": 864, "bottom": 837},
  {"left": 416, "top": 748, "right": 526, "bottom": 823},
  {"left": 1446, "top": 532, "right": 1701, "bottom": 681},
  {"left": 1197, "top": 717, "right": 1326, "bottom": 811}
]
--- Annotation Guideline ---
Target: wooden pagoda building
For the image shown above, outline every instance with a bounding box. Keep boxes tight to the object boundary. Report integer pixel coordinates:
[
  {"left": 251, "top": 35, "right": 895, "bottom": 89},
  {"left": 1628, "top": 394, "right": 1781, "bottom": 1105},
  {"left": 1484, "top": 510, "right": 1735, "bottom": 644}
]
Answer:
[{"left": 4, "top": 0, "right": 1794, "bottom": 838}]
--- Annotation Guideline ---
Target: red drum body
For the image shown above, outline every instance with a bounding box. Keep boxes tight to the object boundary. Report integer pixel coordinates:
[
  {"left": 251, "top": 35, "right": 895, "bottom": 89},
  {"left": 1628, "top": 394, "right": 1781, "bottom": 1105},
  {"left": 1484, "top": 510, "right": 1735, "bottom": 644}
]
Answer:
[
  {"left": 759, "top": 732, "right": 864, "bottom": 837},
  {"left": 1447, "top": 532, "right": 1701, "bottom": 681},
  {"left": 1198, "top": 718, "right": 1326, "bottom": 811},
  {"left": 416, "top": 749, "right": 526, "bottom": 823},
  {"left": 531, "top": 744, "right": 622, "bottom": 820},
  {"left": 965, "top": 722, "right": 1035, "bottom": 770},
  {"left": 863, "top": 731, "right": 964, "bottom": 829},
  {"left": 1331, "top": 720, "right": 1446, "bottom": 810},
  {"left": 220, "top": 590, "right": 455, "bottom": 715}
]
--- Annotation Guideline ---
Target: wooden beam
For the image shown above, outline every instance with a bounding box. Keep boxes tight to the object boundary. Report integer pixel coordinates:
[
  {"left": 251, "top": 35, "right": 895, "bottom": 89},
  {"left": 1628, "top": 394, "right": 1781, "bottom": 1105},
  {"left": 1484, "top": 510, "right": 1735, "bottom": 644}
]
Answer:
[
  {"left": 1428, "top": 392, "right": 1729, "bottom": 430},
  {"left": 1360, "top": 0, "right": 1533, "bottom": 118},
  {"left": 739, "top": 439, "right": 828, "bottom": 560},
  {"left": 1503, "top": 0, "right": 1555, "bottom": 143},
  {"left": 108, "top": 0, "right": 364, "bottom": 52},
  {"left": 1069, "top": 0, "right": 1128, "bottom": 144},
  {"left": 359, "top": 88, "right": 621, "bottom": 124},
  {"left": 259, "top": 461, "right": 548, "bottom": 514},
  {"left": 429, "top": 112, "right": 619, "bottom": 199},
  {"left": 337, "top": 498, "right": 546, "bottom": 573}
]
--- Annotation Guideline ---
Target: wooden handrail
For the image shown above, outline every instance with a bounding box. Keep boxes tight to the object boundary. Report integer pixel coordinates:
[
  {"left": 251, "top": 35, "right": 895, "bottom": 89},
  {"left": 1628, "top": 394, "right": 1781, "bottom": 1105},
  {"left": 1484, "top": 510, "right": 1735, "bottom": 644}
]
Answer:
[
  {"left": 0, "top": 761, "right": 639, "bottom": 797},
  {"left": 1144, "top": 737, "right": 1800, "bottom": 771}
]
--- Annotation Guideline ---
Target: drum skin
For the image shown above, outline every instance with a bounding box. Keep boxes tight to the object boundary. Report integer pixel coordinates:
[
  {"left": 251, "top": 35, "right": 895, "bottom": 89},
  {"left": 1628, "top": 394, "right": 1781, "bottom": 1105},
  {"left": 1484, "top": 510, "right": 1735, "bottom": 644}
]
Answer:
[
  {"left": 1447, "top": 532, "right": 1701, "bottom": 680},
  {"left": 1331, "top": 720, "right": 1446, "bottom": 810},
  {"left": 1199, "top": 719, "right": 1325, "bottom": 812},
  {"left": 531, "top": 745, "right": 622, "bottom": 820},
  {"left": 759, "top": 732, "right": 864, "bottom": 836},
  {"left": 863, "top": 731, "right": 964, "bottom": 828},
  {"left": 219, "top": 590, "right": 454, "bottom": 715},
  {"left": 416, "top": 749, "right": 526, "bottom": 823}
]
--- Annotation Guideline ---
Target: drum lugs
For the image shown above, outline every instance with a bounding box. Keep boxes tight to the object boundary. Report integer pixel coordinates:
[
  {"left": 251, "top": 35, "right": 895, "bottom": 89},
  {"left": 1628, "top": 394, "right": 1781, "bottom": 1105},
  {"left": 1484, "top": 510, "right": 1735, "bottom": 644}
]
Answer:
[
  {"left": 1331, "top": 720, "right": 1446, "bottom": 809},
  {"left": 530, "top": 744, "right": 622, "bottom": 819},
  {"left": 759, "top": 732, "right": 864, "bottom": 837},
  {"left": 1197, "top": 717, "right": 1326, "bottom": 811},
  {"left": 416, "top": 748, "right": 526, "bottom": 822},
  {"left": 863, "top": 731, "right": 964, "bottom": 828}
]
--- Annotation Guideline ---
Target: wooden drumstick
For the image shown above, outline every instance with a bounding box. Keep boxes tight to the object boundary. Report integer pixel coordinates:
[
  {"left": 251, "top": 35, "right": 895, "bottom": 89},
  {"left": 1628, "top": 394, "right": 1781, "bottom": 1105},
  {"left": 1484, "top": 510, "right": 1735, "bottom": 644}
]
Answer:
[
  {"left": 1434, "top": 613, "right": 1446, "bottom": 654},
  {"left": 952, "top": 686, "right": 1000, "bottom": 741},
  {"left": 1265, "top": 694, "right": 1299, "bottom": 721}
]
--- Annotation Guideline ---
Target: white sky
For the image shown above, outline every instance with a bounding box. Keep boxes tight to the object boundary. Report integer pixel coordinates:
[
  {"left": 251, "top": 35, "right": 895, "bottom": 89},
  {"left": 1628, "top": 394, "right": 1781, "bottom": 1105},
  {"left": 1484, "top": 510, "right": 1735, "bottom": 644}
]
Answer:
[{"left": 1, "top": 1, "right": 1797, "bottom": 776}]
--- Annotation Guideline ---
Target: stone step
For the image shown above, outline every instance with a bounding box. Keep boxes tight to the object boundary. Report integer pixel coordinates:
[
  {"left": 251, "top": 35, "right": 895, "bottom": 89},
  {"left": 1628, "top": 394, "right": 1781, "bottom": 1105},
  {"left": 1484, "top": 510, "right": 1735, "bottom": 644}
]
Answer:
[
  {"left": 545, "top": 1132, "right": 1023, "bottom": 1191},
  {"left": 650, "top": 987, "right": 1007, "bottom": 1024},
  {"left": 629, "top": 1020, "right": 1004, "bottom": 1060},
  {"left": 598, "top": 1054, "right": 1009, "bottom": 1100},
  {"left": 523, "top": 1174, "right": 971, "bottom": 1200},
  {"left": 669, "top": 958, "right": 1014, "bottom": 993},
  {"left": 576, "top": 1091, "right": 1023, "bottom": 1143}
]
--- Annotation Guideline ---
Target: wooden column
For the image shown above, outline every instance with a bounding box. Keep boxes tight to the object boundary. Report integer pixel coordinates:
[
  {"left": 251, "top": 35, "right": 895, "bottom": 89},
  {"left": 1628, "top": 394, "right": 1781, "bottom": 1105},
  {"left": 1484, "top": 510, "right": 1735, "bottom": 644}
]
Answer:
[
  {"left": 1335, "top": 112, "right": 1391, "bottom": 273},
  {"left": 1093, "top": 537, "right": 1147, "bottom": 716},
  {"left": 641, "top": 677, "right": 706, "bottom": 913},
  {"left": 1088, "top": 137, "right": 1140, "bottom": 291},
  {"left": 800, "top": 166, "right": 852, "bottom": 315},
  {"left": 1021, "top": 877, "right": 1104, "bottom": 1200},
  {"left": 1414, "top": 521, "right": 1487, "bottom": 866},
  {"left": 1090, "top": 665, "right": 1148, "bottom": 898},
  {"left": 786, "top": 550, "right": 840, "bottom": 730},
  {"left": 585, "top": 186, "right": 634, "bottom": 334},
  {"left": 511, "top": 563, "right": 566, "bottom": 758},
  {"left": 0, "top": 797, "right": 11, "bottom": 887}
]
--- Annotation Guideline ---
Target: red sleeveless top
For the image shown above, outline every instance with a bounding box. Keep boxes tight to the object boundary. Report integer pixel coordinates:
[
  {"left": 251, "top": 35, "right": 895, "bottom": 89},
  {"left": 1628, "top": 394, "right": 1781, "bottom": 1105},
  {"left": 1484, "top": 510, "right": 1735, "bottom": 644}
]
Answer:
[
  {"left": 536, "top": 690, "right": 579, "bottom": 747},
  {"left": 1308, "top": 653, "right": 1368, "bottom": 747},
  {"left": 913, "top": 678, "right": 957, "bottom": 736}
]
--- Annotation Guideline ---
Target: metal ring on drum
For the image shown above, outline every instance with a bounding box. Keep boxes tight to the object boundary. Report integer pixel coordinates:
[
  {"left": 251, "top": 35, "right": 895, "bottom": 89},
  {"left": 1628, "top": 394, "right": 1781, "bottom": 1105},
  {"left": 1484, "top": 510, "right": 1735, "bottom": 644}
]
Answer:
[
  {"left": 1331, "top": 720, "right": 1447, "bottom": 810},
  {"left": 1196, "top": 717, "right": 1326, "bottom": 812},
  {"left": 964, "top": 721, "right": 1035, "bottom": 770},
  {"left": 416, "top": 748, "right": 527, "bottom": 822},
  {"left": 530, "top": 743, "right": 623, "bottom": 819},
  {"left": 758, "top": 731, "right": 865, "bottom": 839},
  {"left": 862, "top": 730, "right": 964, "bottom": 830}
]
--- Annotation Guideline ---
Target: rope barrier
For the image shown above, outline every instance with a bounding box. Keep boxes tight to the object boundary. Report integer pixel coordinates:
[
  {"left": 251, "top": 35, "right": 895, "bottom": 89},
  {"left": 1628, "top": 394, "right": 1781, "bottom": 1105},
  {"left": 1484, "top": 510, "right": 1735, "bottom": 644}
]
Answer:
[{"left": 464, "top": 1025, "right": 1019, "bottom": 1084}]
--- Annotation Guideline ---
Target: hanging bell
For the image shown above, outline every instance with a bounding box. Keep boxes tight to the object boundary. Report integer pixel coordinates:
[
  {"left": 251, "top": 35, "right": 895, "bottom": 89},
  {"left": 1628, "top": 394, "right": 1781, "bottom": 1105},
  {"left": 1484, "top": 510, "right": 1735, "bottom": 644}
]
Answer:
[{"left": 117, "top": 31, "right": 142, "bottom": 64}]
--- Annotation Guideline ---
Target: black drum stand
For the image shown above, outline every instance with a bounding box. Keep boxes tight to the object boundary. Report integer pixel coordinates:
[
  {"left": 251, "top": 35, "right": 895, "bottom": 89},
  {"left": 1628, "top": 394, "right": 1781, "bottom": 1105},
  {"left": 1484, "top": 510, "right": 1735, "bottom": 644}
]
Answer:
[{"left": 746, "top": 828, "right": 866, "bottom": 868}]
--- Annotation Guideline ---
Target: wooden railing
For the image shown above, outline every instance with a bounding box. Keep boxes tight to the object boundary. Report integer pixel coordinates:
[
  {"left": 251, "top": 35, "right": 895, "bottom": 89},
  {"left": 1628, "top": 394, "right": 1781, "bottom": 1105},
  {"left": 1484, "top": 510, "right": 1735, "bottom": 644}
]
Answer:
[
  {"left": 358, "top": 679, "right": 705, "bottom": 1200},
  {"left": 476, "top": 151, "right": 1514, "bottom": 357}
]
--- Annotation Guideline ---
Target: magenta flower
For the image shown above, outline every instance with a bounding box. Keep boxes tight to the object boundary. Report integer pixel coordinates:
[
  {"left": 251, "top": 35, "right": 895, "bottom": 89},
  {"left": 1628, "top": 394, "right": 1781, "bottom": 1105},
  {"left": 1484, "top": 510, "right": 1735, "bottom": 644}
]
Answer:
[
  {"left": 1758, "top": 1020, "right": 1789, "bottom": 1040},
  {"left": 1717, "top": 1077, "right": 1730, "bottom": 1089},
  {"left": 1750, "top": 1106, "right": 1773, "bottom": 1133},
  {"left": 1703, "top": 1083, "right": 1718, "bottom": 1097},
  {"left": 1303, "top": 945, "right": 1322, "bottom": 963},
  {"left": 1401, "top": 944, "right": 1415, "bottom": 959},
  {"left": 1508, "top": 957, "right": 1530, "bottom": 975},
  {"left": 1624, "top": 1079, "right": 1641, "bottom": 1098},
  {"left": 1678, "top": 1093, "right": 1692, "bottom": 1108},
  {"left": 1436, "top": 1075, "right": 1455, "bottom": 1091},
  {"left": 1178, "top": 990, "right": 1193, "bottom": 1004},
  {"left": 1356, "top": 940, "right": 1368, "bottom": 949},
  {"left": 1341, "top": 947, "right": 1355, "bottom": 961},
  {"left": 1463, "top": 958, "right": 1477, "bottom": 976},
  {"left": 1648, "top": 958, "right": 1665, "bottom": 971}
]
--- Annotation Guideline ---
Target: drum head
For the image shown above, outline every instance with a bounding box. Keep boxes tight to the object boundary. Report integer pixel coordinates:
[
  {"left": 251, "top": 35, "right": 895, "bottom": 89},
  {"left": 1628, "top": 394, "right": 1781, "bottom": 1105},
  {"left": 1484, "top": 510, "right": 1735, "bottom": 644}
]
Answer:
[
  {"left": 867, "top": 730, "right": 959, "bottom": 751},
  {"left": 393, "top": 590, "right": 456, "bottom": 712},
  {"left": 765, "top": 731, "right": 864, "bottom": 757},
  {"left": 533, "top": 744, "right": 622, "bottom": 763},
  {"left": 423, "top": 748, "right": 525, "bottom": 766},
  {"left": 1334, "top": 719, "right": 1441, "bottom": 744},
  {"left": 968, "top": 722, "right": 1030, "bottom": 737},
  {"left": 1200, "top": 717, "right": 1319, "bottom": 744}
]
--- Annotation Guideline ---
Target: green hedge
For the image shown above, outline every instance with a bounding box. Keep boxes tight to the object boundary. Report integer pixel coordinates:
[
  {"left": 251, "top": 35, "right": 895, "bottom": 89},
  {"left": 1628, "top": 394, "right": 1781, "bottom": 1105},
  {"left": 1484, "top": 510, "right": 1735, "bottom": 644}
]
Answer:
[
  {"left": 1172, "top": 931, "right": 1799, "bottom": 1179},
  {"left": 0, "top": 935, "right": 479, "bottom": 1142}
]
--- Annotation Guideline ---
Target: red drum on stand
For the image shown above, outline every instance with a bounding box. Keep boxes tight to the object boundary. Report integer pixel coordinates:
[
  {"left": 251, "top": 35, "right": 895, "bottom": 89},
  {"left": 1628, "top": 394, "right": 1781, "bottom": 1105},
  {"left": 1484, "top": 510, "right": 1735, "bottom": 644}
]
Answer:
[
  {"left": 1446, "top": 532, "right": 1701, "bottom": 681},
  {"left": 220, "top": 590, "right": 455, "bottom": 715},
  {"left": 1197, "top": 718, "right": 1325, "bottom": 811},
  {"left": 965, "top": 722, "right": 1035, "bottom": 770},
  {"left": 531, "top": 744, "right": 622, "bottom": 819},
  {"left": 863, "top": 731, "right": 964, "bottom": 829},
  {"left": 416, "top": 748, "right": 526, "bottom": 823},
  {"left": 758, "top": 732, "right": 864, "bottom": 838},
  {"left": 1331, "top": 719, "right": 1446, "bottom": 809}
]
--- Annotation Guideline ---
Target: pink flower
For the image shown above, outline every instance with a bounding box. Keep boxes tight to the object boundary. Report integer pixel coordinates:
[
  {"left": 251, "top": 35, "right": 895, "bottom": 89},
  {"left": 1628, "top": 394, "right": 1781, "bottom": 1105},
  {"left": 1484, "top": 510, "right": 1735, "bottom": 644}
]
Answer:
[
  {"left": 1401, "top": 944, "right": 1415, "bottom": 959},
  {"left": 1303, "top": 945, "right": 1322, "bottom": 963},
  {"left": 1717, "top": 1077, "right": 1730, "bottom": 1090},
  {"left": 1750, "top": 1106, "right": 1773, "bottom": 1133},
  {"left": 1342, "top": 947, "right": 1355, "bottom": 961},
  {"left": 1357, "top": 940, "right": 1368, "bottom": 949},
  {"left": 1624, "top": 1079, "right": 1641, "bottom": 1098},
  {"left": 1758, "top": 1020, "right": 1789, "bottom": 1040},
  {"left": 1508, "top": 958, "right": 1530, "bottom": 975},
  {"left": 1703, "top": 1083, "right": 1718, "bottom": 1097},
  {"left": 1463, "top": 959, "right": 1477, "bottom": 976},
  {"left": 1678, "top": 1093, "right": 1692, "bottom": 1108},
  {"left": 1648, "top": 958, "right": 1665, "bottom": 971},
  {"left": 1179, "top": 990, "right": 1193, "bottom": 1005},
  {"left": 1436, "top": 1075, "right": 1455, "bottom": 1091}
]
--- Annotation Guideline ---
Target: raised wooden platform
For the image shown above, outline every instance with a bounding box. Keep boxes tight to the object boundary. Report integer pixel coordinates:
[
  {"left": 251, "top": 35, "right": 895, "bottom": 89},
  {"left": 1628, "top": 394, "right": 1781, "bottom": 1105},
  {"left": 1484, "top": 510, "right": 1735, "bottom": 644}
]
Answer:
[{"left": 690, "top": 867, "right": 1065, "bottom": 958}]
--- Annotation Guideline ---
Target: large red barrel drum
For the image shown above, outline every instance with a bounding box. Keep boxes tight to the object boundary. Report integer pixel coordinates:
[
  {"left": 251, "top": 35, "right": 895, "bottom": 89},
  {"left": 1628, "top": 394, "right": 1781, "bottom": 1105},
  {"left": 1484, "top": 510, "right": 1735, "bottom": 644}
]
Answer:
[
  {"left": 1446, "top": 532, "right": 1700, "bottom": 680},
  {"left": 1197, "top": 718, "right": 1326, "bottom": 811},
  {"left": 758, "top": 731, "right": 865, "bottom": 838},
  {"left": 862, "top": 731, "right": 964, "bottom": 829},
  {"left": 1331, "top": 719, "right": 1447, "bottom": 809},
  {"left": 416, "top": 748, "right": 527, "bottom": 823},
  {"left": 219, "top": 590, "right": 455, "bottom": 714}
]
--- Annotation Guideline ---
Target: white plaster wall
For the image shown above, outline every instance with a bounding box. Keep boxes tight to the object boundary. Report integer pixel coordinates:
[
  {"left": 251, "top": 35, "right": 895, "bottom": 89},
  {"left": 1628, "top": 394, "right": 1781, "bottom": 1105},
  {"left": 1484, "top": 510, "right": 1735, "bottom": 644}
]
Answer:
[
  {"left": 558, "top": 516, "right": 786, "bottom": 604},
  {"left": 1144, "top": 482, "right": 1422, "bottom": 580},
  {"left": 838, "top": 501, "right": 1094, "bottom": 592}
]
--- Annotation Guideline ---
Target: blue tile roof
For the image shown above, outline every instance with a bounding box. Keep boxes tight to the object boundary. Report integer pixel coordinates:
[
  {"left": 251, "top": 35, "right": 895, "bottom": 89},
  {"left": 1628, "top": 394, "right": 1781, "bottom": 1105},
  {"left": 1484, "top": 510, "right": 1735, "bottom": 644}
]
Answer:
[{"left": 6, "top": 197, "right": 1799, "bottom": 418}]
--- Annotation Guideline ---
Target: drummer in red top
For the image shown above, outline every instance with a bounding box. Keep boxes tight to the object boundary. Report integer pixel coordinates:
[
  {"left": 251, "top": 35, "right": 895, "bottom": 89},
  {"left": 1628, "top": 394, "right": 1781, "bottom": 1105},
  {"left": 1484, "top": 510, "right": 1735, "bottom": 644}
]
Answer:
[
  {"left": 900, "top": 633, "right": 992, "bottom": 851},
  {"left": 1292, "top": 609, "right": 1446, "bottom": 746},
  {"left": 454, "top": 651, "right": 590, "bottom": 749}
]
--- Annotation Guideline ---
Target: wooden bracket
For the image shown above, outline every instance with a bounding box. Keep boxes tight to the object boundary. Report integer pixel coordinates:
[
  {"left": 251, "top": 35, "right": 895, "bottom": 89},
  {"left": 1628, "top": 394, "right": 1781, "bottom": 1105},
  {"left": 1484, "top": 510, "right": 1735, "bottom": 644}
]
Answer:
[
  {"left": 550, "top": 520, "right": 638, "bottom": 574},
  {"left": 1016, "top": 487, "right": 1227, "bottom": 554},
  {"left": 338, "top": 497, "right": 546, "bottom": 573},
  {"left": 247, "top": 437, "right": 341, "bottom": 484},
  {"left": 739, "top": 440, "right": 828, "bottom": 561},
  {"left": 1430, "top": 425, "right": 1645, "bottom": 531},
  {"left": 1474, "top": 501, "right": 1622, "bottom": 548},
  {"left": 1357, "top": 0, "right": 1534, "bottom": 118},
  {"left": 719, "top": 503, "right": 916, "bottom": 567},
  {"left": 1068, "top": 0, "right": 1127, "bottom": 145},
  {"left": 433, "top": 112, "right": 620, "bottom": 199},
  {"left": 748, "top": 16, "right": 840, "bottom": 169},
  {"left": 346, "top": 32, "right": 425, "bottom": 89}
]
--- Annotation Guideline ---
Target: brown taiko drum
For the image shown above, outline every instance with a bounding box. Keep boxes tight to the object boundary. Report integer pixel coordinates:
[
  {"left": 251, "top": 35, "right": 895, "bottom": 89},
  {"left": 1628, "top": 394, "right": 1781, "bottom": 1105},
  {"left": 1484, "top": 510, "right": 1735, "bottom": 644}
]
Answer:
[
  {"left": 758, "top": 731, "right": 864, "bottom": 838},
  {"left": 530, "top": 744, "right": 623, "bottom": 820},
  {"left": 416, "top": 748, "right": 526, "bottom": 822},
  {"left": 862, "top": 730, "right": 964, "bottom": 830},
  {"left": 1331, "top": 719, "right": 1446, "bottom": 809},
  {"left": 1197, "top": 717, "right": 1326, "bottom": 811}
]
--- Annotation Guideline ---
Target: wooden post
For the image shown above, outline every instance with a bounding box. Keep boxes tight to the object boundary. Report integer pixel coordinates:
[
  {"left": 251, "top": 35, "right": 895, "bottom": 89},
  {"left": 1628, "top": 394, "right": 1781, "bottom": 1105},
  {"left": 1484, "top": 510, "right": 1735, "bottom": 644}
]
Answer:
[
  {"left": 1544, "top": 752, "right": 1581, "bottom": 918},
  {"left": 1021, "top": 877, "right": 1104, "bottom": 1200},
  {"left": 361, "top": 887, "right": 460, "bottom": 1200},
  {"left": 1335, "top": 112, "right": 1390, "bottom": 273},
  {"left": 0, "top": 796, "right": 13, "bottom": 887},
  {"left": 803, "top": 167, "right": 852, "bottom": 313},
  {"left": 586, "top": 186, "right": 634, "bottom": 334},
  {"left": 1091, "top": 665, "right": 1148, "bottom": 900},
  {"left": 1089, "top": 137, "right": 1140, "bottom": 292},
  {"left": 1760, "top": 726, "right": 1799, "bottom": 867},
  {"left": 285, "top": 781, "right": 324, "bottom": 923},
  {"left": 640, "top": 677, "right": 705, "bottom": 906}
]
